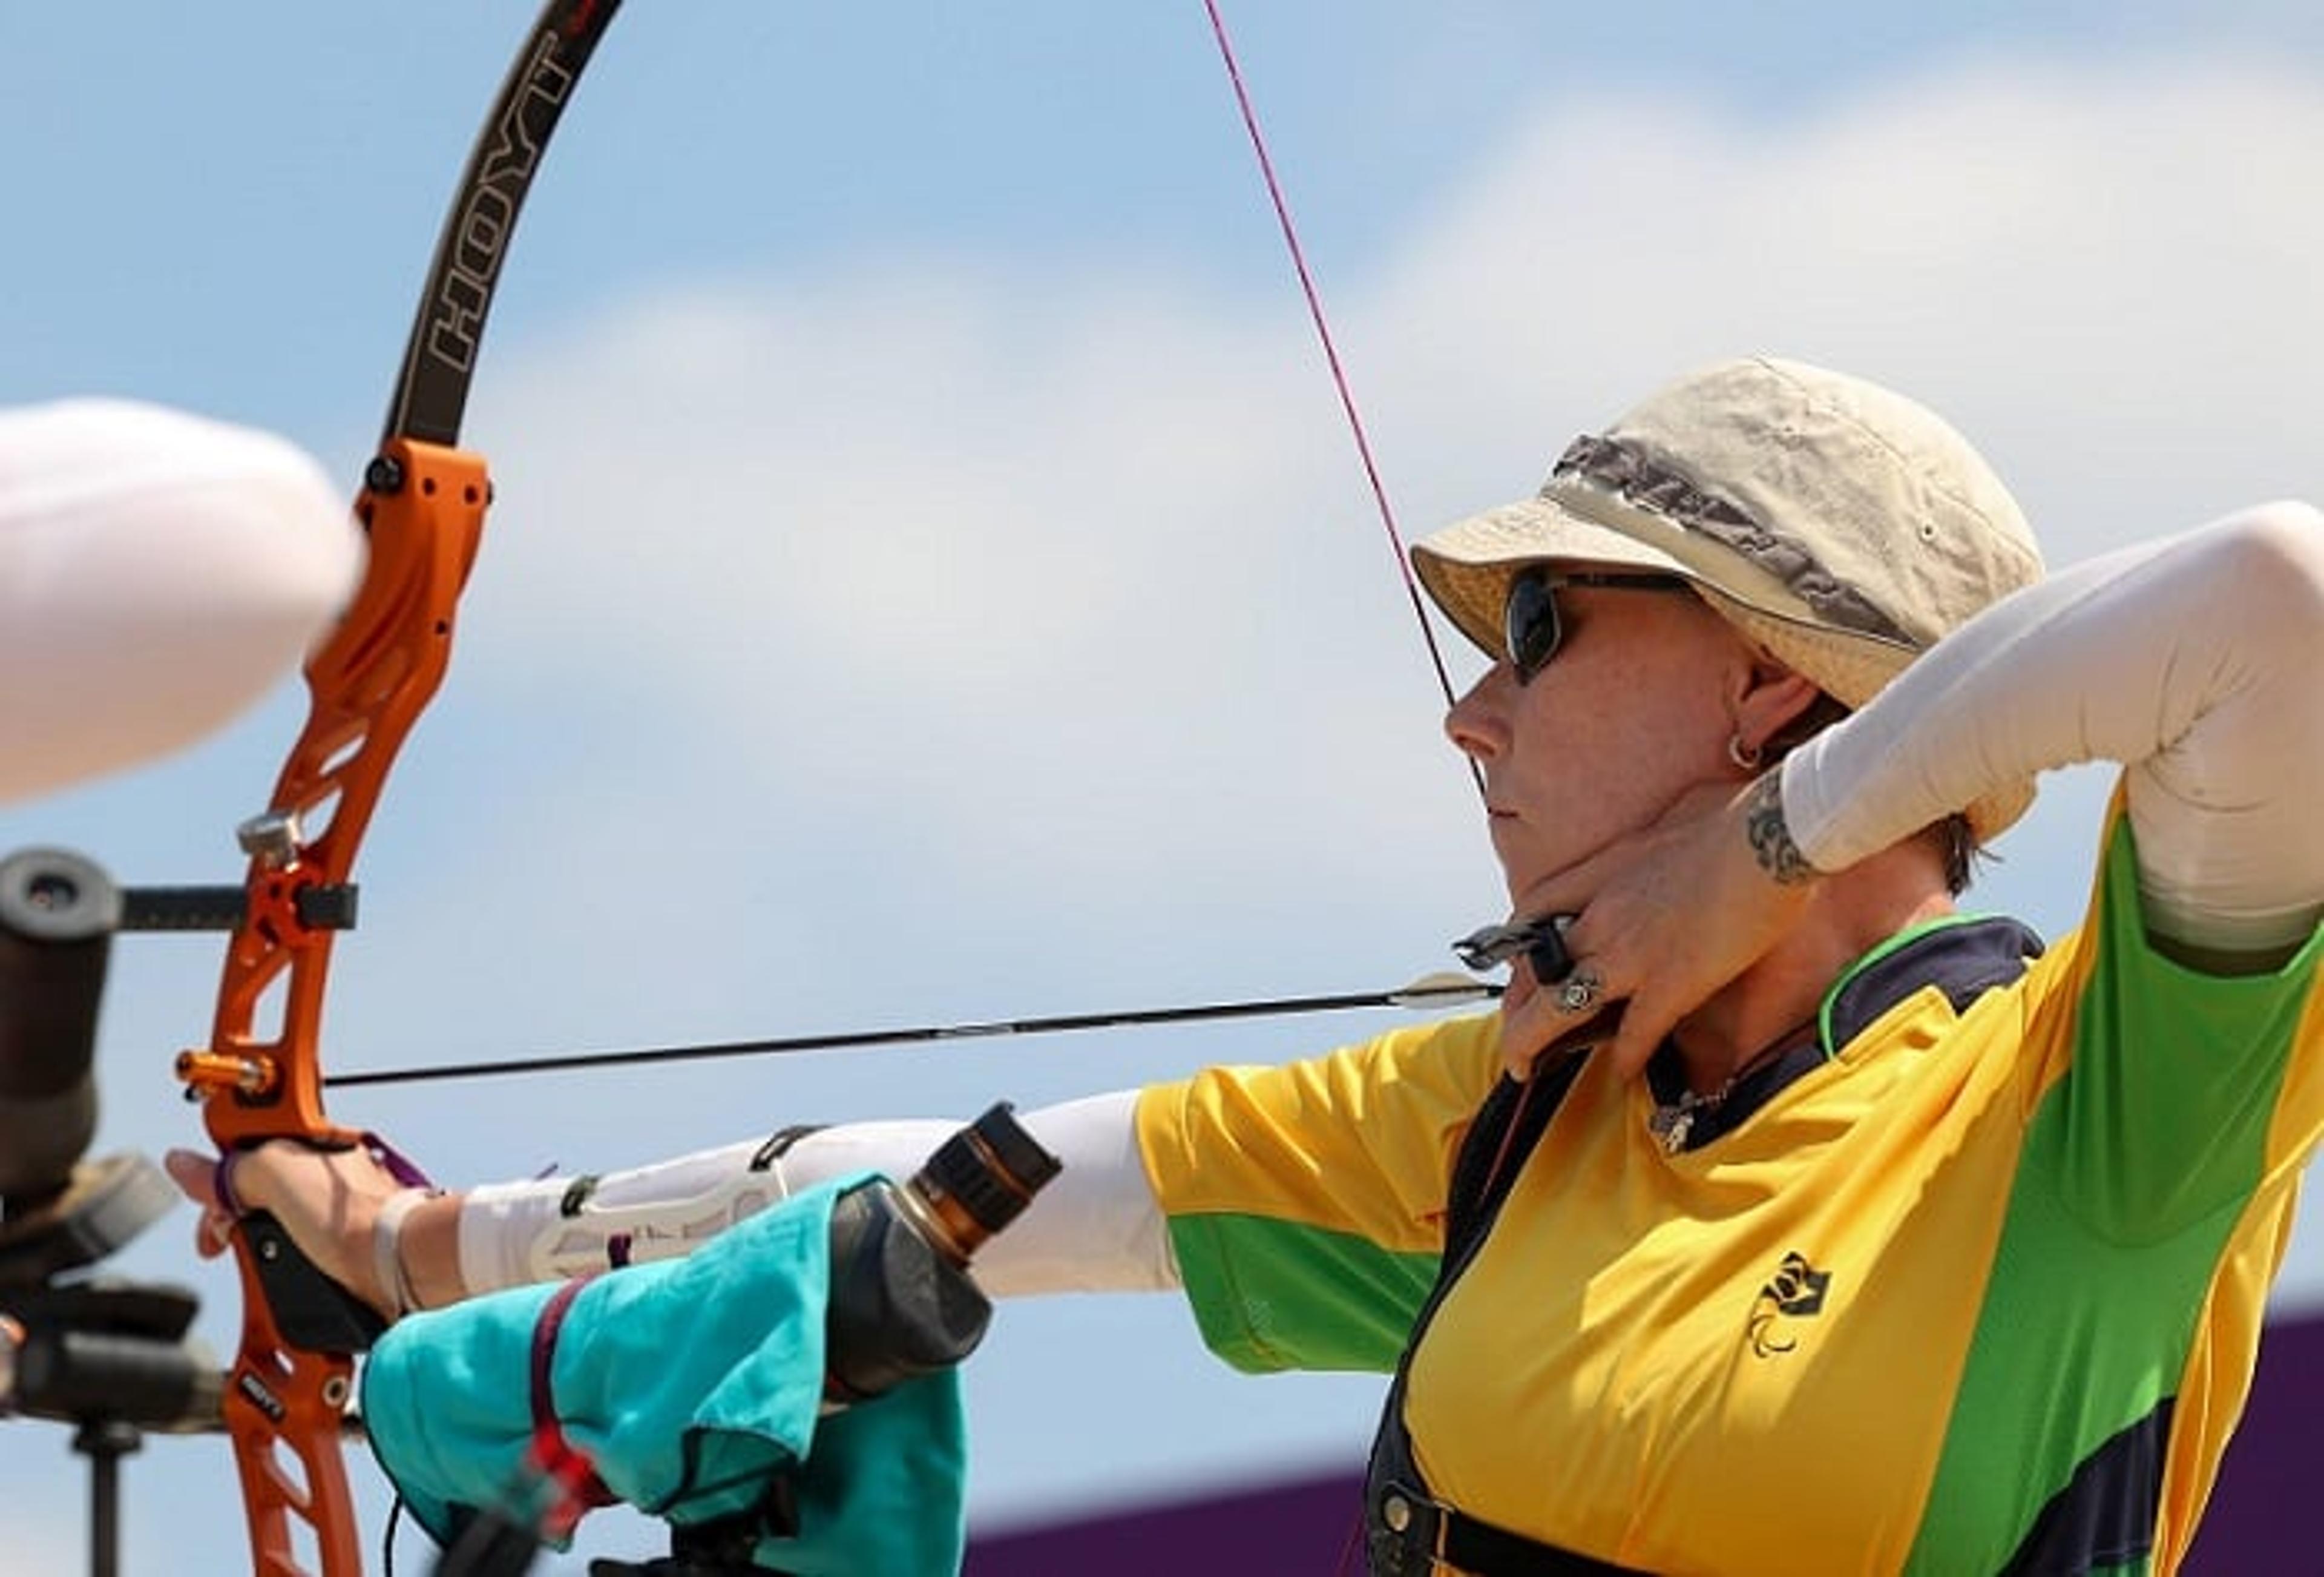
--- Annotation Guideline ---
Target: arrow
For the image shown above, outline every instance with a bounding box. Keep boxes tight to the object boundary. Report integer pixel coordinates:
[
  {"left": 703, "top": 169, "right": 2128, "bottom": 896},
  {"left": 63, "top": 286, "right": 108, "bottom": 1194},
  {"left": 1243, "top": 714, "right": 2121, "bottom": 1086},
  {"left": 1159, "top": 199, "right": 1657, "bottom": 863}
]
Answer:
[{"left": 325, "top": 972, "right": 1500, "bottom": 1089}]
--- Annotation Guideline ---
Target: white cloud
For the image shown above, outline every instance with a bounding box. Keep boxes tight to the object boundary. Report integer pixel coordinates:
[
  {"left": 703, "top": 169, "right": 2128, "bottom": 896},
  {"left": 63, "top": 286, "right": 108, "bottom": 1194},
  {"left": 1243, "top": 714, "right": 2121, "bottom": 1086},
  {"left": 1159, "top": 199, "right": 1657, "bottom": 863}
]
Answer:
[
  {"left": 1362, "top": 53, "right": 2324, "bottom": 553},
  {"left": 419, "top": 49, "right": 2324, "bottom": 1016}
]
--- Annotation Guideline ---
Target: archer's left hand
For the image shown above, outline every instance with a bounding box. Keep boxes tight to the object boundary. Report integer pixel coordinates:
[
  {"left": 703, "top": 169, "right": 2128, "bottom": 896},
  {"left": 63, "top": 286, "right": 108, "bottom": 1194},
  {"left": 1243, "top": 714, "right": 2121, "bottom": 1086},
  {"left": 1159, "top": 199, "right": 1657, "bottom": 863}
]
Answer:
[{"left": 164, "top": 1142, "right": 410, "bottom": 1320}]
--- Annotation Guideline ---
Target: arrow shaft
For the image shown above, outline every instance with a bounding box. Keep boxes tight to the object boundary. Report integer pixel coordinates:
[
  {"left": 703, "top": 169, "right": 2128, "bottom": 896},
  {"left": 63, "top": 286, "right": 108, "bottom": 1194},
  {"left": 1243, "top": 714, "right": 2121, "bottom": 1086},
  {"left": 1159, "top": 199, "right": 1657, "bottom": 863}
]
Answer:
[{"left": 326, "top": 981, "right": 1499, "bottom": 1089}]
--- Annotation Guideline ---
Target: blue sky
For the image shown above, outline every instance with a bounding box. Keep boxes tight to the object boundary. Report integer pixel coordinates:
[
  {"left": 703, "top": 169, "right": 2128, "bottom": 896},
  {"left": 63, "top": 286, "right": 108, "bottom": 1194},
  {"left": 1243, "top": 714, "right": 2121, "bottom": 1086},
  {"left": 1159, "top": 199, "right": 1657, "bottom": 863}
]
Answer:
[{"left": 3, "top": 2, "right": 2322, "bottom": 1572}]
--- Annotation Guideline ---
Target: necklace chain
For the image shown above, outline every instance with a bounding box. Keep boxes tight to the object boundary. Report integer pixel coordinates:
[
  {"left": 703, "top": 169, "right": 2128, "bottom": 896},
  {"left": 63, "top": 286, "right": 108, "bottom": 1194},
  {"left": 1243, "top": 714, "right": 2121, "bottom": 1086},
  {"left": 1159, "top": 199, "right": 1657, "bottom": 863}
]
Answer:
[
  {"left": 1646, "top": 1018, "right": 1821, "bottom": 1155},
  {"left": 1648, "top": 1079, "right": 1740, "bottom": 1154}
]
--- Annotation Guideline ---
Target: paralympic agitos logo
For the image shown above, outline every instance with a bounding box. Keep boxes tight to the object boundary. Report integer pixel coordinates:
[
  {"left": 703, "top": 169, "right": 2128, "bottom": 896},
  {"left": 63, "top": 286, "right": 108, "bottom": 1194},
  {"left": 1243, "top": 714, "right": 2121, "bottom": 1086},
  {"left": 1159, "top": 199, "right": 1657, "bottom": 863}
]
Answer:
[{"left": 1747, "top": 1250, "right": 1833, "bottom": 1358}]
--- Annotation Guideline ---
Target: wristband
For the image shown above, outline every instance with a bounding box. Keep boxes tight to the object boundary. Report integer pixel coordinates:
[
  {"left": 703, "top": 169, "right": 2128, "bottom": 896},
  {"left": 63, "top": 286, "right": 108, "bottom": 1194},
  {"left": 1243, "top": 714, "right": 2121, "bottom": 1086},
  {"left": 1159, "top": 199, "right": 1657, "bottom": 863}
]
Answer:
[{"left": 373, "top": 1187, "right": 441, "bottom": 1317}]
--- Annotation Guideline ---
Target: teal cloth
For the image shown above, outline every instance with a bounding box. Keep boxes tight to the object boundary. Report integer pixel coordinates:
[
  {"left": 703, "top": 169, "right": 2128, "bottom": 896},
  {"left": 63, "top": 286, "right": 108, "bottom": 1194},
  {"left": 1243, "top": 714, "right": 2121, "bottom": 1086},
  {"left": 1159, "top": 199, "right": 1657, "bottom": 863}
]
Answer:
[{"left": 360, "top": 1174, "right": 968, "bottom": 1573}]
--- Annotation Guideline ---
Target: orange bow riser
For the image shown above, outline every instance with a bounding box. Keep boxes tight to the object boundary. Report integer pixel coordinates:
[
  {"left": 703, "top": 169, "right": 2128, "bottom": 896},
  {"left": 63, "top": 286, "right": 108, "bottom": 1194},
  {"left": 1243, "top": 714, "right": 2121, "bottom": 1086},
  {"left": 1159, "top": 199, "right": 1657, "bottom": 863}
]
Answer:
[{"left": 172, "top": 5, "right": 625, "bottom": 1572}]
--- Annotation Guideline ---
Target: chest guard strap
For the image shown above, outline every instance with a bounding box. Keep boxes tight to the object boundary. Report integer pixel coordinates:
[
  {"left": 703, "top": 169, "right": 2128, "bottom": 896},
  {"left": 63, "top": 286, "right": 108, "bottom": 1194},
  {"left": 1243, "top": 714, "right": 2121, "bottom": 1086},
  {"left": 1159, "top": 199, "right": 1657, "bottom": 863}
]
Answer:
[{"left": 1364, "top": 1053, "right": 1653, "bottom": 1576}]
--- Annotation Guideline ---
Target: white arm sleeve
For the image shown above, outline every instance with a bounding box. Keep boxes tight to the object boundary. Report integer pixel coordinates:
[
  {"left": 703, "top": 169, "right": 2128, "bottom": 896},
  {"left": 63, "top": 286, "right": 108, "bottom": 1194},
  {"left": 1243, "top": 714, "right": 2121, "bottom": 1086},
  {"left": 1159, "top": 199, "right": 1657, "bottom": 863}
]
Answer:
[
  {"left": 0, "top": 400, "right": 364, "bottom": 803},
  {"left": 1783, "top": 502, "right": 2324, "bottom": 952},
  {"left": 458, "top": 1088, "right": 1175, "bottom": 1299}
]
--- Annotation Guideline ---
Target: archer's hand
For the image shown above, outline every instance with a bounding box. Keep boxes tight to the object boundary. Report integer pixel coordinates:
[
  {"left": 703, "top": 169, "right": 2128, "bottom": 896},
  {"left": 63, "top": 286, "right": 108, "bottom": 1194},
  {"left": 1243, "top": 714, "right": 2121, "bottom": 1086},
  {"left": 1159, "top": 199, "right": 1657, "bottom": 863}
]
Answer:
[
  {"left": 1497, "top": 773, "right": 1820, "bottom": 1083},
  {"left": 164, "top": 1142, "right": 407, "bottom": 1320}
]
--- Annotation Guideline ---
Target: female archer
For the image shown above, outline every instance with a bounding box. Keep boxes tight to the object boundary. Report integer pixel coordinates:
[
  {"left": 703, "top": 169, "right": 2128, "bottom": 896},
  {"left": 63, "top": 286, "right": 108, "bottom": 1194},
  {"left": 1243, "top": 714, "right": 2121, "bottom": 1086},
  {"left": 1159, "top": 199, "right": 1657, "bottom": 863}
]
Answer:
[{"left": 179, "top": 356, "right": 2324, "bottom": 1575}]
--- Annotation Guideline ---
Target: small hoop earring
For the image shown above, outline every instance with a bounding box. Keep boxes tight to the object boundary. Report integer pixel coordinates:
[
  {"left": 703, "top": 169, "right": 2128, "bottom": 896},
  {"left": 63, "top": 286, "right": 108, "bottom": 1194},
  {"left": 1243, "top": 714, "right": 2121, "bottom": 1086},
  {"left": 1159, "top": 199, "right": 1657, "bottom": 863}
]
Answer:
[{"left": 1727, "top": 734, "right": 1763, "bottom": 772}]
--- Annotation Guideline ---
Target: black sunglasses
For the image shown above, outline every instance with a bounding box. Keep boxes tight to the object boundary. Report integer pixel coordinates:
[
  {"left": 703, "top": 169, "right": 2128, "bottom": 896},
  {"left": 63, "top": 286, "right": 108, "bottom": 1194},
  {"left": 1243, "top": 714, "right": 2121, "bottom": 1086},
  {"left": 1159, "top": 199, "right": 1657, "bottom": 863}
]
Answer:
[{"left": 1503, "top": 567, "right": 1691, "bottom": 684}]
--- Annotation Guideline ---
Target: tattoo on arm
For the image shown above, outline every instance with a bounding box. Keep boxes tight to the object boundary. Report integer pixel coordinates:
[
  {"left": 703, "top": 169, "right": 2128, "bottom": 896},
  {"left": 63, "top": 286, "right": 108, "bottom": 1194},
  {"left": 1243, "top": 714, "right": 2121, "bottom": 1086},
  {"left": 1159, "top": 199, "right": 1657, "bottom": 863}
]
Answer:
[{"left": 1744, "top": 771, "right": 1817, "bottom": 886}]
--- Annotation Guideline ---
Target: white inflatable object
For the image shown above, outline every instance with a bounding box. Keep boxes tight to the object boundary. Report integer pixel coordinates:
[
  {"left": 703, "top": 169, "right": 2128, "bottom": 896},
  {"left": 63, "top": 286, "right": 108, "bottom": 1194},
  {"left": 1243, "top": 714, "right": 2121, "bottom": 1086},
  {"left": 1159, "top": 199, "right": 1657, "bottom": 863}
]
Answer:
[{"left": 0, "top": 399, "right": 365, "bottom": 803}]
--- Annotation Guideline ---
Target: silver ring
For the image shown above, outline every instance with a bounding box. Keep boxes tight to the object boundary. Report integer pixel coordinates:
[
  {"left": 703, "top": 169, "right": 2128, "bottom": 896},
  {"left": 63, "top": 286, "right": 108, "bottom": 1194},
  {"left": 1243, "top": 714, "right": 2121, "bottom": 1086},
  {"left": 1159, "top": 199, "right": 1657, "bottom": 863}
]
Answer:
[{"left": 1557, "top": 969, "right": 1601, "bottom": 1015}]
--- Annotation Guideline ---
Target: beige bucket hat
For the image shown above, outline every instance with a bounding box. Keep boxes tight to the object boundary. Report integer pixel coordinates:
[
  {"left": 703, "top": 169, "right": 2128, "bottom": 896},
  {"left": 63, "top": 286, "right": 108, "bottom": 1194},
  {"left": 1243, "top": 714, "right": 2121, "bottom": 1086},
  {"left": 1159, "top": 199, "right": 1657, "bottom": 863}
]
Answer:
[{"left": 1411, "top": 357, "right": 2045, "bottom": 840}]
